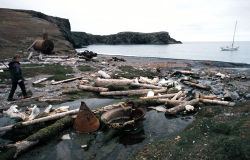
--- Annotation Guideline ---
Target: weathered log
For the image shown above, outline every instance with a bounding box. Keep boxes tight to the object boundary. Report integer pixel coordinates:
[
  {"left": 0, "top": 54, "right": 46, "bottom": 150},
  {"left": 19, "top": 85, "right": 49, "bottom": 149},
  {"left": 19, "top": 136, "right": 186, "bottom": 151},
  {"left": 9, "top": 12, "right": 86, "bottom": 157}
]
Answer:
[
  {"left": 182, "top": 81, "right": 211, "bottom": 90},
  {"left": 171, "top": 70, "right": 195, "bottom": 77},
  {"left": 171, "top": 91, "right": 183, "bottom": 100},
  {"left": 52, "top": 77, "right": 84, "bottom": 85},
  {"left": 79, "top": 85, "right": 108, "bottom": 92},
  {"left": 94, "top": 78, "right": 133, "bottom": 87},
  {"left": 131, "top": 82, "right": 162, "bottom": 89},
  {"left": 139, "top": 93, "right": 176, "bottom": 100},
  {"left": 201, "top": 95, "right": 217, "bottom": 99},
  {"left": 165, "top": 98, "right": 200, "bottom": 115},
  {"left": 157, "top": 99, "right": 186, "bottom": 105},
  {"left": 200, "top": 99, "right": 235, "bottom": 106},
  {"left": 38, "top": 97, "right": 63, "bottom": 102},
  {"left": 32, "top": 78, "right": 48, "bottom": 85},
  {"left": 0, "top": 102, "right": 125, "bottom": 132},
  {"left": 43, "top": 55, "right": 69, "bottom": 59},
  {"left": 0, "top": 117, "right": 73, "bottom": 160},
  {"left": 100, "top": 88, "right": 168, "bottom": 96},
  {"left": 0, "top": 109, "right": 78, "bottom": 132}
]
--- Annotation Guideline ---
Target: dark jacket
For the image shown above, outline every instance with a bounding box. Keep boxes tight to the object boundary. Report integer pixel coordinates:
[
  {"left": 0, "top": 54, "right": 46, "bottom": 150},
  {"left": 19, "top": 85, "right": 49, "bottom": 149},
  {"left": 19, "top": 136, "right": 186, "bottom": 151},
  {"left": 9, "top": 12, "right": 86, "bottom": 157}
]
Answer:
[{"left": 8, "top": 61, "right": 24, "bottom": 83}]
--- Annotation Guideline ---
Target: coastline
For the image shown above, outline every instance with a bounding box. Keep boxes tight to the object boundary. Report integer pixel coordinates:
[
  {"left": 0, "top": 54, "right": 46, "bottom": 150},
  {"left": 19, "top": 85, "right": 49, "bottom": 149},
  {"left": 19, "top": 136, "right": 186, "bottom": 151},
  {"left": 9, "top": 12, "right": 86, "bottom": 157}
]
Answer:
[{"left": 98, "top": 54, "right": 250, "bottom": 68}]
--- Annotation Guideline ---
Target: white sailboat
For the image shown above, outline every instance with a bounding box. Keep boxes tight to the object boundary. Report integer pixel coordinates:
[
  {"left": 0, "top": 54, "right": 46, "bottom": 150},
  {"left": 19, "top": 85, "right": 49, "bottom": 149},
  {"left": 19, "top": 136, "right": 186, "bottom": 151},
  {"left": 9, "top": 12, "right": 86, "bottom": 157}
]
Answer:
[{"left": 221, "top": 21, "right": 239, "bottom": 51}]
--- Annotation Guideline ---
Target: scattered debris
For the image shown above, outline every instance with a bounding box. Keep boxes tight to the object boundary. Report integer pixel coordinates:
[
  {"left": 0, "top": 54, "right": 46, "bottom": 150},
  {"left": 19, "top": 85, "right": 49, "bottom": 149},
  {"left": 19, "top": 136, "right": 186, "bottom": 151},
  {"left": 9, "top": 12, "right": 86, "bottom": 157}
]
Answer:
[
  {"left": 185, "top": 105, "right": 194, "bottom": 111},
  {"left": 44, "top": 105, "right": 53, "bottom": 114},
  {"left": 139, "top": 76, "right": 159, "bottom": 85},
  {"left": 3, "top": 105, "right": 26, "bottom": 120},
  {"left": 77, "top": 50, "right": 97, "bottom": 61},
  {"left": 81, "top": 145, "right": 88, "bottom": 149},
  {"left": 61, "top": 134, "right": 71, "bottom": 140},
  {"left": 28, "top": 105, "right": 40, "bottom": 120},
  {"left": 98, "top": 70, "right": 111, "bottom": 79}
]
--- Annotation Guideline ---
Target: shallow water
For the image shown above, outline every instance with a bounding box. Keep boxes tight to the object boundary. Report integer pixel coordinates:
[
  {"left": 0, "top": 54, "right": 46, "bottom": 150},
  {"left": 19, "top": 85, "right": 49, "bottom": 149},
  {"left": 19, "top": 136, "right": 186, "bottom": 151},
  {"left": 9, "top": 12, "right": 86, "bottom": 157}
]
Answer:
[
  {"left": 77, "top": 41, "right": 250, "bottom": 64},
  {"left": 13, "top": 98, "right": 194, "bottom": 160}
]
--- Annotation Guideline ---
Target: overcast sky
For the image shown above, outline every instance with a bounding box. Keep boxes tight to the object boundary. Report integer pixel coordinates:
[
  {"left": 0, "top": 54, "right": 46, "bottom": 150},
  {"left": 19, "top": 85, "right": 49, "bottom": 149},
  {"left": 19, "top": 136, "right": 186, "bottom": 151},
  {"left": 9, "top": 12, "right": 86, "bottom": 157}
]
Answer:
[{"left": 1, "top": 0, "right": 250, "bottom": 41}]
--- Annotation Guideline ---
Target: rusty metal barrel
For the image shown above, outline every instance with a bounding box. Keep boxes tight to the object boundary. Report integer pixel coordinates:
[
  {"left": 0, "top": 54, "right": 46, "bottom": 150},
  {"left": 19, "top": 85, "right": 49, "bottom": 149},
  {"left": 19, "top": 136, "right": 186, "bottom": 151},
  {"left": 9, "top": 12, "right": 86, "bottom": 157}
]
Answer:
[
  {"left": 33, "top": 39, "right": 54, "bottom": 54},
  {"left": 73, "top": 101, "right": 100, "bottom": 133}
]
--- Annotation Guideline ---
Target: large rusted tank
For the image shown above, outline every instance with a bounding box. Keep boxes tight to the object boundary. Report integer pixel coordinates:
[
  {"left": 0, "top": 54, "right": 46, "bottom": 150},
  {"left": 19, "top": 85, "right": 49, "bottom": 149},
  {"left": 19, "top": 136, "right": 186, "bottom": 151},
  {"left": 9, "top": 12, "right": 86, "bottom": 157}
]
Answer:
[{"left": 33, "top": 39, "right": 54, "bottom": 54}]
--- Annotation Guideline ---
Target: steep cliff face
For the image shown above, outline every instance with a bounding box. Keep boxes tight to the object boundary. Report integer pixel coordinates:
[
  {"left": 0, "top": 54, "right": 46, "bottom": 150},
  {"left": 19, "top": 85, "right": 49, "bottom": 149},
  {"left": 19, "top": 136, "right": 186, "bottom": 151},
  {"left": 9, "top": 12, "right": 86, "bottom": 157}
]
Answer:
[
  {"left": 0, "top": 8, "right": 74, "bottom": 59},
  {"left": 71, "top": 31, "right": 181, "bottom": 48}
]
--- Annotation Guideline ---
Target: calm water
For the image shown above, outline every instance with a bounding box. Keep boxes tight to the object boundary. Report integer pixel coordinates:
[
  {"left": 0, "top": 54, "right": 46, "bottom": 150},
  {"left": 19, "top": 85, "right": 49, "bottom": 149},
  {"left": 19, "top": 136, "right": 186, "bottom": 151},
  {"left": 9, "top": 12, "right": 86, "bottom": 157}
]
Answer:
[
  {"left": 78, "top": 41, "right": 250, "bottom": 64},
  {"left": 13, "top": 98, "right": 193, "bottom": 160}
]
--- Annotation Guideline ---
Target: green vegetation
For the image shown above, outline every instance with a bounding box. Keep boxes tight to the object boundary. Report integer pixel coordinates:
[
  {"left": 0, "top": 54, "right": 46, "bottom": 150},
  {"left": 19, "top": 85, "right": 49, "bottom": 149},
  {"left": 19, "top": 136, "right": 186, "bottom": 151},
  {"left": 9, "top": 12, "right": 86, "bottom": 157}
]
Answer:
[
  {"left": 61, "top": 90, "right": 95, "bottom": 102},
  {"left": 134, "top": 102, "right": 250, "bottom": 160},
  {"left": 0, "top": 64, "right": 74, "bottom": 82},
  {"left": 77, "top": 65, "right": 96, "bottom": 72},
  {"left": 112, "top": 66, "right": 158, "bottom": 79}
]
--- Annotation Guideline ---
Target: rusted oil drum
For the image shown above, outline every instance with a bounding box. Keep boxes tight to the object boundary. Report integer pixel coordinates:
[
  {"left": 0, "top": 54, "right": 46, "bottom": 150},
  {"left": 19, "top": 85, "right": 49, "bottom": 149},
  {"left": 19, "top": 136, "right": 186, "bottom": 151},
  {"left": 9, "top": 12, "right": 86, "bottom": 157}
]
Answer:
[
  {"left": 73, "top": 102, "right": 100, "bottom": 133},
  {"left": 33, "top": 39, "right": 54, "bottom": 54}
]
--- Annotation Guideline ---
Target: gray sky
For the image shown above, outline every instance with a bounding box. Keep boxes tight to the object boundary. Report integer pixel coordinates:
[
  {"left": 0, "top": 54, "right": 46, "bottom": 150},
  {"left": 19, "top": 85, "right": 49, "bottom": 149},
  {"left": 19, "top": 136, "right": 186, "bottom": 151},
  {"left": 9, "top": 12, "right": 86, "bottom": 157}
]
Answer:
[{"left": 1, "top": 0, "right": 250, "bottom": 41}]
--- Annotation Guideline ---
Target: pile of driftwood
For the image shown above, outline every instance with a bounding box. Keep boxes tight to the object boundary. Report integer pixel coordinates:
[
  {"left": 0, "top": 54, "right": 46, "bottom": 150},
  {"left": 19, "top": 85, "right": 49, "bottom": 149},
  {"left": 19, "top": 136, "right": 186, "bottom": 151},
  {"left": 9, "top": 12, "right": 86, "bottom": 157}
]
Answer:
[{"left": 77, "top": 71, "right": 236, "bottom": 115}]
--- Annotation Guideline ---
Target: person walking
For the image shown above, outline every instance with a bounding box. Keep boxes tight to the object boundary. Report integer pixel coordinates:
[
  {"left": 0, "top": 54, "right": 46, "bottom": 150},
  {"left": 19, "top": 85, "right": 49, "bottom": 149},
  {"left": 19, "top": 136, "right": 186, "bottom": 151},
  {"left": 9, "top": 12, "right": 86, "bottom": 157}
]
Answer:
[{"left": 7, "top": 54, "right": 28, "bottom": 101}]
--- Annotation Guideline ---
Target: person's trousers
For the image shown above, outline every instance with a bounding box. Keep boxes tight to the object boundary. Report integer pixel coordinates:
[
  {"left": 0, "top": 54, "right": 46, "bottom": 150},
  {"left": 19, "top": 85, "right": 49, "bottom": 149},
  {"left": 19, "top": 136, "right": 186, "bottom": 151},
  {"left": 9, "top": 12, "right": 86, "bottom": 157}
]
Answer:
[{"left": 8, "top": 81, "right": 27, "bottom": 99}]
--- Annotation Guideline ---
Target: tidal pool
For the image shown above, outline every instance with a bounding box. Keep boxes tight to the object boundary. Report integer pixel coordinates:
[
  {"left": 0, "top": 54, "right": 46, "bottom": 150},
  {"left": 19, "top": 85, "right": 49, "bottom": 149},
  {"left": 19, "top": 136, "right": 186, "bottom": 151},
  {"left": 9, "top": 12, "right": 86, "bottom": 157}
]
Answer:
[{"left": 1, "top": 98, "right": 194, "bottom": 160}]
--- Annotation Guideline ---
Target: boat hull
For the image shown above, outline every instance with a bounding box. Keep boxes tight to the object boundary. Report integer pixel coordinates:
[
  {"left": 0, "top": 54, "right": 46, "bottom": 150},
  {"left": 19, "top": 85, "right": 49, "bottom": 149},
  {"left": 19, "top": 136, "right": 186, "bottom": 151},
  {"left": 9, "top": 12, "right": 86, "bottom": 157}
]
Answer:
[{"left": 221, "top": 47, "right": 239, "bottom": 51}]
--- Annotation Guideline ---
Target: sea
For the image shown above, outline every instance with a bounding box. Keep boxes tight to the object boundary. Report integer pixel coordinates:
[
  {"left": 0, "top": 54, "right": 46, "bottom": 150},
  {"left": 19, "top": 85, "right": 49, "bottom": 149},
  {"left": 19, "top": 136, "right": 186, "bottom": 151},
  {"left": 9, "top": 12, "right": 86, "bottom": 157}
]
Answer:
[{"left": 77, "top": 41, "right": 250, "bottom": 64}]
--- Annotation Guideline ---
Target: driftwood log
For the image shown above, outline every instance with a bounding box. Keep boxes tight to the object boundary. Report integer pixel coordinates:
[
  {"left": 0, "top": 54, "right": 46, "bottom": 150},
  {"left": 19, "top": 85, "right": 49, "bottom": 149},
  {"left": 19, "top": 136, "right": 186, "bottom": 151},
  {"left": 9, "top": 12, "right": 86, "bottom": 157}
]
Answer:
[
  {"left": 157, "top": 99, "right": 186, "bottom": 105},
  {"left": 95, "top": 78, "right": 133, "bottom": 87},
  {"left": 171, "top": 70, "right": 195, "bottom": 76},
  {"left": 52, "top": 77, "right": 84, "bottom": 85},
  {"left": 130, "top": 82, "right": 163, "bottom": 89},
  {"left": 139, "top": 93, "right": 176, "bottom": 100},
  {"left": 165, "top": 98, "right": 200, "bottom": 115},
  {"left": 0, "top": 102, "right": 125, "bottom": 132},
  {"left": 171, "top": 91, "right": 183, "bottom": 100},
  {"left": 32, "top": 78, "right": 48, "bottom": 85},
  {"left": 182, "top": 81, "right": 211, "bottom": 90},
  {"left": 79, "top": 85, "right": 108, "bottom": 92},
  {"left": 100, "top": 88, "right": 168, "bottom": 96},
  {"left": 200, "top": 99, "right": 235, "bottom": 106},
  {"left": 201, "top": 95, "right": 217, "bottom": 99},
  {"left": 38, "top": 97, "right": 63, "bottom": 102},
  {"left": 0, "top": 117, "right": 73, "bottom": 160}
]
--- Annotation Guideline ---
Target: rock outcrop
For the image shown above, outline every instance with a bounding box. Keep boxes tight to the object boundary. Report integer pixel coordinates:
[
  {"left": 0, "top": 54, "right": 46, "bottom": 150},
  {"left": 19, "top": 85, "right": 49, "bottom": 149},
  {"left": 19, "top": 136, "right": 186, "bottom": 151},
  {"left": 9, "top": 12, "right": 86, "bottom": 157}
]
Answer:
[{"left": 71, "top": 31, "right": 181, "bottom": 48}]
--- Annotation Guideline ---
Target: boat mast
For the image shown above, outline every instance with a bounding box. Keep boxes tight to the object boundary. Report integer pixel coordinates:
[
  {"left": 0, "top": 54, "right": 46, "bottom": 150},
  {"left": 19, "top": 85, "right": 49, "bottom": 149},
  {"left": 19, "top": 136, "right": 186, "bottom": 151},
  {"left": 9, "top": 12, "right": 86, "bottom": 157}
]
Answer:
[{"left": 232, "top": 20, "right": 237, "bottom": 48}]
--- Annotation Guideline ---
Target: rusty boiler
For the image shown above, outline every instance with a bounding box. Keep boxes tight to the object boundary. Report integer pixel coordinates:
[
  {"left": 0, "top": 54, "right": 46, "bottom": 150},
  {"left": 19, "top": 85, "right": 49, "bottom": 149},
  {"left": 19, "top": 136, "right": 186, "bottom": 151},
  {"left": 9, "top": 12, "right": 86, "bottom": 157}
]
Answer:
[
  {"left": 73, "top": 102, "right": 100, "bottom": 133},
  {"left": 33, "top": 33, "right": 54, "bottom": 54}
]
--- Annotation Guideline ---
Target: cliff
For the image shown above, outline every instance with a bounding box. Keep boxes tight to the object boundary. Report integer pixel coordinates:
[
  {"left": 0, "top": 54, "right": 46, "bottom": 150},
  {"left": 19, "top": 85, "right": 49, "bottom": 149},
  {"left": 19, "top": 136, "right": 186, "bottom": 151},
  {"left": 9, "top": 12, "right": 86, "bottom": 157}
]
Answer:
[{"left": 71, "top": 31, "right": 181, "bottom": 48}]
